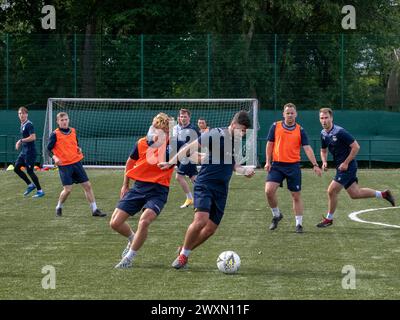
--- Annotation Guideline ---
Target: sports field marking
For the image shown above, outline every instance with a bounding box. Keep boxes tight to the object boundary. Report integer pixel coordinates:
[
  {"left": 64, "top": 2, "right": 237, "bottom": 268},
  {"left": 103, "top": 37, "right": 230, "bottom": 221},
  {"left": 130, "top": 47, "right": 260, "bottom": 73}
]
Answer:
[{"left": 348, "top": 206, "right": 400, "bottom": 228}]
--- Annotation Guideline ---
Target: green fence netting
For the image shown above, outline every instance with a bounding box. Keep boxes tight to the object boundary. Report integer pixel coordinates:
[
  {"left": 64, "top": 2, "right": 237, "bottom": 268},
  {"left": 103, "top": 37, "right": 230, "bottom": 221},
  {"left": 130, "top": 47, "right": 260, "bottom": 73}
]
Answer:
[{"left": 1, "top": 34, "right": 400, "bottom": 111}]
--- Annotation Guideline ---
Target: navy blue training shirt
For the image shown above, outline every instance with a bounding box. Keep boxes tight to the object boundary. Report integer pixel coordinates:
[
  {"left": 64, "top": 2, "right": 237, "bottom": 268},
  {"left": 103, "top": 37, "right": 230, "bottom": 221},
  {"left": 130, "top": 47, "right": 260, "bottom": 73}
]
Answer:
[
  {"left": 321, "top": 124, "right": 356, "bottom": 167},
  {"left": 196, "top": 127, "right": 236, "bottom": 184},
  {"left": 177, "top": 122, "right": 200, "bottom": 149},
  {"left": 20, "top": 120, "right": 36, "bottom": 155}
]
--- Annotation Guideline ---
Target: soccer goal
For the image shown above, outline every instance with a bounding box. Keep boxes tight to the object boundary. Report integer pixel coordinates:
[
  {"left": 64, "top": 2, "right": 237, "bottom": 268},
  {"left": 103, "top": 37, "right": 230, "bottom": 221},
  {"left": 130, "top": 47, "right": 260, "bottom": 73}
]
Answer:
[{"left": 42, "top": 98, "right": 259, "bottom": 168}]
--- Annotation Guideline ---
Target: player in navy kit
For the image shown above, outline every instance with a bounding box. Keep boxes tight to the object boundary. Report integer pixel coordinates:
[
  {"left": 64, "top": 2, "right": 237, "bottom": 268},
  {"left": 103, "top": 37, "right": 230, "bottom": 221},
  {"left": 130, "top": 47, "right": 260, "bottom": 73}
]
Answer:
[
  {"left": 159, "top": 110, "right": 255, "bottom": 269},
  {"left": 317, "top": 108, "right": 395, "bottom": 228},
  {"left": 14, "top": 107, "right": 44, "bottom": 198},
  {"left": 174, "top": 109, "right": 201, "bottom": 208}
]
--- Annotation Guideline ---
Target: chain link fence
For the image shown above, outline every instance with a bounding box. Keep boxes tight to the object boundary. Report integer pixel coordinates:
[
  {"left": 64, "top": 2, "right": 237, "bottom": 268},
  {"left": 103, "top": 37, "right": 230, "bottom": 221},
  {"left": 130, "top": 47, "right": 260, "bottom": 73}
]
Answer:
[{"left": 0, "top": 34, "right": 400, "bottom": 110}]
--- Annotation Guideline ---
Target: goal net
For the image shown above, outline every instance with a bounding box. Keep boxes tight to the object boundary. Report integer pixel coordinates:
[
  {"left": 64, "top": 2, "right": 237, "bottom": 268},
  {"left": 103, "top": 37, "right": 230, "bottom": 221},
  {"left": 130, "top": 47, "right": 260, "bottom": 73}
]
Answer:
[{"left": 42, "top": 98, "right": 259, "bottom": 168}]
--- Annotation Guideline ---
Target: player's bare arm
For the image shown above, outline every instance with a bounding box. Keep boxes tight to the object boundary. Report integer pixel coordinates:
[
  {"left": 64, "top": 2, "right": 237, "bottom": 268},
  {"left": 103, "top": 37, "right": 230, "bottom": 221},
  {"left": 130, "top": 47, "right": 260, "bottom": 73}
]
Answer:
[
  {"left": 15, "top": 133, "right": 36, "bottom": 150},
  {"left": 321, "top": 148, "right": 328, "bottom": 171},
  {"left": 234, "top": 164, "right": 255, "bottom": 178},
  {"left": 303, "top": 145, "right": 322, "bottom": 177},
  {"left": 264, "top": 141, "right": 274, "bottom": 172},
  {"left": 52, "top": 155, "right": 61, "bottom": 166},
  {"left": 338, "top": 140, "right": 360, "bottom": 172},
  {"left": 121, "top": 157, "right": 135, "bottom": 198},
  {"left": 159, "top": 139, "right": 200, "bottom": 170}
]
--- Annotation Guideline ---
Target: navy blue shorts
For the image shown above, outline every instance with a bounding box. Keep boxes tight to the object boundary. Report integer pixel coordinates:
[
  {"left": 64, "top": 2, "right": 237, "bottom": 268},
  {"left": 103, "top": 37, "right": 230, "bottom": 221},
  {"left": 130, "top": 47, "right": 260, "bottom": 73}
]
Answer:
[
  {"left": 194, "top": 183, "right": 229, "bottom": 225},
  {"left": 15, "top": 153, "right": 36, "bottom": 169},
  {"left": 266, "top": 163, "right": 302, "bottom": 192},
  {"left": 334, "top": 167, "right": 358, "bottom": 189},
  {"left": 177, "top": 162, "right": 198, "bottom": 178},
  {"left": 58, "top": 161, "right": 89, "bottom": 186},
  {"left": 117, "top": 181, "right": 169, "bottom": 216}
]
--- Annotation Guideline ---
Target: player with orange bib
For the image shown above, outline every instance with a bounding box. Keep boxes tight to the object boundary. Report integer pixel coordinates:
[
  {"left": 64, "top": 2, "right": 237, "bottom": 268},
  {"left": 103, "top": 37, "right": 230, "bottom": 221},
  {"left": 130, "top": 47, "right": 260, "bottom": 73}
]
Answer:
[
  {"left": 264, "top": 103, "right": 322, "bottom": 233},
  {"left": 47, "top": 112, "right": 106, "bottom": 218},
  {"left": 110, "top": 113, "right": 175, "bottom": 269}
]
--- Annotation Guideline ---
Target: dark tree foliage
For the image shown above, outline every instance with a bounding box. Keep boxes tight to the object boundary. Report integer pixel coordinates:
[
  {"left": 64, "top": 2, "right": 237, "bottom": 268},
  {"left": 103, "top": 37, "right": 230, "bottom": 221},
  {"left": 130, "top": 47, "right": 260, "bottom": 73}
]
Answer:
[{"left": 0, "top": 0, "right": 399, "bottom": 110}]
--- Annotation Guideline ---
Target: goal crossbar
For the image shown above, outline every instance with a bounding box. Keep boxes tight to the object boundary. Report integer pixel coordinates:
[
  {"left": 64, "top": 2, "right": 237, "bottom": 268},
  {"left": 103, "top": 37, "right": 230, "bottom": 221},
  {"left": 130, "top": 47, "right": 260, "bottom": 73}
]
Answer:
[{"left": 43, "top": 98, "right": 259, "bottom": 169}]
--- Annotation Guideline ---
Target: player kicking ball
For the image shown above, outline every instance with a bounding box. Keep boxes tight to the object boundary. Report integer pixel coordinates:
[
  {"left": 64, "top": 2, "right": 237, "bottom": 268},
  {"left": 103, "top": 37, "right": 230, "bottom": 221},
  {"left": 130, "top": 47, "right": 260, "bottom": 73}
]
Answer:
[
  {"left": 317, "top": 108, "right": 395, "bottom": 228},
  {"left": 159, "top": 111, "right": 255, "bottom": 270},
  {"left": 47, "top": 112, "right": 106, "bottom": 218}
]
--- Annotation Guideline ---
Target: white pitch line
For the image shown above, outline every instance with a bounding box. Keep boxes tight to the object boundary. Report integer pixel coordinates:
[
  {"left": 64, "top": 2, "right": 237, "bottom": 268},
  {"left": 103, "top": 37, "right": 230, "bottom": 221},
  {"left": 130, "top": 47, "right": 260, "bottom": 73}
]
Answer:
[{"left": 348, "top": 206, "right": 400, "bottom": 228}]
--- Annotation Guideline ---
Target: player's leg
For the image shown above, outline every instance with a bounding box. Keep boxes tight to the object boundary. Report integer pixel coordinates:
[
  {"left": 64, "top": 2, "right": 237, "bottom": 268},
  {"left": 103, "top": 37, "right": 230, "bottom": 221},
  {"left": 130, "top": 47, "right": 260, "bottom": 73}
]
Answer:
[
  {"left": 173, "top": 182, "right": 213, "bottom": 269},
  {"left": 174, "top": 218, "right": 215, "bottom": 261},
  {"left": 176, "top": 173, "right": 193, "bottom": 208},
  {"left": 80, "top": 181, "right": 106, "bottom": 217},
  {"left": 115, "top": 182, "right": 168, "bottom": 268},
  {"left": 115, "top": 208, "right": 158, "bottom": 269},
  {"left": 110, "top": 208, "right": 136, "bottom": 263},
  {"left": 110, "top": 208, "right": 134, "bottom": 237},
  {"left": 265, "top": 179, "right": 283, "bottom": 230},
  {"left": 177, "top": 174, "right": 192, "bottom": 200},
  {"left": 346, "top": 182, "right": 395, "bottom": 206},
  {"left": 172, "top": 211, "right": 210, "bottom": 269},
  {"left": 26, "top": 156, "right": 44, "bottom": 198},
  {"left": 173, "top": 185, "right": 226, "bottom": 269},
  {"left": 14, "top": 155, "right": 35, "bottom": 195},
  {"left": 55, "top": 185, "right": 73, "bottom": 216},
  {"left": 290, "top": 191, "right": 304, "bottom": 233},
  {"left": 183, "top": 211, "right": 210, "bottom": 250},
  {"left": 176, "top": 163, "right": 196, "bottom": 208},
  {"left": 346, "top": 182, "right": 375, "bottom": 199},
  {"left": 287, "top": 165, "right": 303, "bottom": 233},
  {"left": 70, "top": 162, "right": 105, "bottom": 216},
  {"left": 188, "top": 191, "right": 225, "bottom": 249},
  {"left": 190, "top": 219, "right": 218, "bottom": 250},
  {"left": 316, "top": 180, "right": 343, "bottom": 227},
  {"left": 112, "top": 181, "right": 151, "bottom": 261},
  {"left": 130, "top": 208, "right": 157, "bottom": 251},
  {"left": 55, "top": 164, "right": 74, "bottom": 216}
]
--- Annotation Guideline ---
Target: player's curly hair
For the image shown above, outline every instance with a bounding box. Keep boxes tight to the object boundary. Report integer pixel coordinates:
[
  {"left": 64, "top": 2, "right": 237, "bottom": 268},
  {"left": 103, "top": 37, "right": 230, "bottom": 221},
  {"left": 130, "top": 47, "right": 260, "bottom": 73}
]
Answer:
[{"left": 152, "top": 112, "right": 171, "bottom": 131}]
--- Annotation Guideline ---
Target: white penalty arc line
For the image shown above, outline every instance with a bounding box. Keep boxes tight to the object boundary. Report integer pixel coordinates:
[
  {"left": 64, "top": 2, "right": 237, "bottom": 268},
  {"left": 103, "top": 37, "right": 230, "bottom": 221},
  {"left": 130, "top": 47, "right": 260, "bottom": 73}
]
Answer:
[{"left": 348, "top": 206, "right": 400, "bottom": 229}]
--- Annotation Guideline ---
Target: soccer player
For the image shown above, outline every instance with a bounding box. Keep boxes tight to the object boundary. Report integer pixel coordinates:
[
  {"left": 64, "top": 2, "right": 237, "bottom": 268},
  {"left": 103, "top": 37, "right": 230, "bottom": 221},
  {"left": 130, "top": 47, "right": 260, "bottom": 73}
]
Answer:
[
  {"left": 111, "top": 113, "right": 175, "bottom": 269},
  {"left": 159, "top": 110, "right": 255, "bottom": 269},
  {"left": 174, "top": 109, "right": 201, "bottom": 208},
  {"left": 14, "top": 106, "right": 45, "bottom": 198},
  {"left": 47, "top": 112, "right": 106, "bottom": 218},
  {"left": 265, "top": 103, "right": 322, "bottom": 233},
  {"left": 197, "top": 118, "right": 209, "bottom": 133},
  {"left": 316, "top": 108, "right": 395, "bottom": 227}
]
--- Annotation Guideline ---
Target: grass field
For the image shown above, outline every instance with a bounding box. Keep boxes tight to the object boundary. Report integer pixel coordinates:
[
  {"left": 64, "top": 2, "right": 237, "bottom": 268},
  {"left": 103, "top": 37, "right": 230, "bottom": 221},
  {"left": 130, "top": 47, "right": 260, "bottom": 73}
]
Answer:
[{"left": 0, "top": 168, "right": 399, "bottom": 300}]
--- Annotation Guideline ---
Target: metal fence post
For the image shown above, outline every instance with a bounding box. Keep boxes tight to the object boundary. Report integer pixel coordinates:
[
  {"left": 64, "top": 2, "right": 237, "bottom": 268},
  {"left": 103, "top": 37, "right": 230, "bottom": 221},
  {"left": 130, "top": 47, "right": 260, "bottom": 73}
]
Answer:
[
  {"left": 140, "top": 34, "right": 144, "bottom": 98},
  {"left": 369, "top": 139, "right": 372, "bottom": 169},
  {"left": 74, "top": 33, "right": 77, "bottom": 97},
  {"left": 207, "top": 34, "right": 212, "bottom": 98},
  {"left": 340, "top": 34, "right": 344, "bottom": 110},
  {"left": 274, "top": 34, "right": 277, "bottom": 111},
  {"left": 6, "top": 33, "right": 9, "bottom": 109}
]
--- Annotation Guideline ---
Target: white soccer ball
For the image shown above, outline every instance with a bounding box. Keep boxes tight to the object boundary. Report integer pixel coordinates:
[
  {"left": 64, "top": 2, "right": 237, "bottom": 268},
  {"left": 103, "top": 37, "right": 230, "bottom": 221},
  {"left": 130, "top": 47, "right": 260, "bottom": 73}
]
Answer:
[{"left": 217, "top": 251, "right": 241, "bottom": 274}]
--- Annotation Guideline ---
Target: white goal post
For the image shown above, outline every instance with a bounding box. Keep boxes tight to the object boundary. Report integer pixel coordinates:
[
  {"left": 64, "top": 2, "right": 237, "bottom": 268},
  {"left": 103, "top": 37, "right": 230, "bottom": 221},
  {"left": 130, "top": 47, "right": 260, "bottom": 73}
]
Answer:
[{"left": 42, "top": 98, "right": 259, "bottom": 169}]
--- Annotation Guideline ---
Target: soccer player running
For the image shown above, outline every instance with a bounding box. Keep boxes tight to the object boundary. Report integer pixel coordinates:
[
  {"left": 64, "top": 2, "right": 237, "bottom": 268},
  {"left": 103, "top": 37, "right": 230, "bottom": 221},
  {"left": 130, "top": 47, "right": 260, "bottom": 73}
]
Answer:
[
  {"left": 175, "top": 109, "right": 201, "bottom": 208},
  {"left": 316, "top": 108, "right": 395, "bottom": 227},
  {"left": 47, "top": 112, "right": 106, "bottom": 218},
  {"left": 14, "top": 106, "right": 45, "bottom": 198},
  {"left": 111, "top": 113, "right": 175, "bottom": 269},
  {"left": 265, "top": 103, "right": 322, "bottom": 233},
  {"left": 159, "top": 110, "right": 255, "bottom": 269}
]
